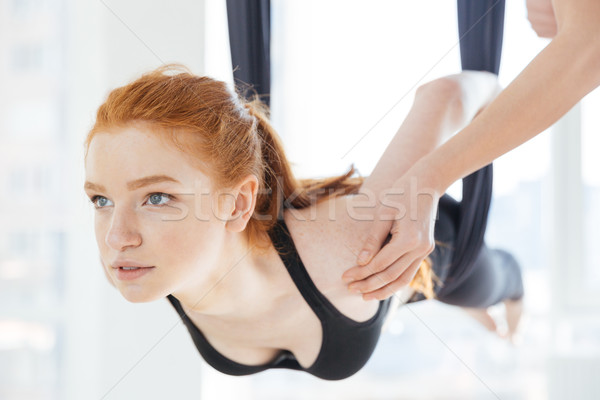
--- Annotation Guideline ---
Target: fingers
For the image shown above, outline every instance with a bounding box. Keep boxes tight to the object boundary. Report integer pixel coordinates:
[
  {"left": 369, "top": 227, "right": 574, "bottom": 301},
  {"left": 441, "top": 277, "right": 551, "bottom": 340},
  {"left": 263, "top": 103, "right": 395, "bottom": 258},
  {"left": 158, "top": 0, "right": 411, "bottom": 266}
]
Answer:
[
  {"left": 344, "top": 229, "right": 433, "bottom": 282},
  {"left": 347, "top": 253, "right": 410, "bottom": 293},
  {"left": 345, "top": 238, "right": 408, "bottom": 282},
  {"left": 526, "top": 0, "right": 557, "bottom": 38},
  {"left": 529, "top": 17, "right": 557, "bottom": 38},
  {"left": 356, "top": 219, "right": 393, "bottom": 266},
  {"left": 348, "top": 255, "right": 423, "bottom": 300},
  {"left": 341, "top": 186, "right": 438, "bottom": 301},
  {"left": 362, "top": 258, "right": 423, "bottom": 300}
]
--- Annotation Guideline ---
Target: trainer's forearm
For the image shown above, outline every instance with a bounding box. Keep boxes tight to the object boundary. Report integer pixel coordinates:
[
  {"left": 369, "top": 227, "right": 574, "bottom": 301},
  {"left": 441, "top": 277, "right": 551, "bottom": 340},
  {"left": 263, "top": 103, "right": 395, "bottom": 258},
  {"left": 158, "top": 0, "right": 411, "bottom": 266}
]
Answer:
[{"left": 421, "top": 31, "right": 600, "bottom": 194}]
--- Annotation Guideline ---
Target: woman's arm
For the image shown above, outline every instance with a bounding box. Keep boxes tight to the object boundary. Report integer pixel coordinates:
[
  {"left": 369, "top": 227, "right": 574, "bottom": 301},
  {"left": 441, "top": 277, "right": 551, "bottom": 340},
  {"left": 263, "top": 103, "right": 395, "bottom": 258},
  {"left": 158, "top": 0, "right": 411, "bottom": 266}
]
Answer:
[
  {"left": 358, "top": 71, "right": 500, "bottom": 197},
  {"left": 344, "top": 0, "right": 600, "bottom": 300}
]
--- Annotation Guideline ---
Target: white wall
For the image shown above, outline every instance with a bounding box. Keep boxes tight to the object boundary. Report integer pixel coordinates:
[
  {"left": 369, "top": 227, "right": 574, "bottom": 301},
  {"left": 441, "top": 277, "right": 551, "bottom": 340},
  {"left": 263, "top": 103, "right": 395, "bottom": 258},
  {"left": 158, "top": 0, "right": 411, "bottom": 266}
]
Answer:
[{"left": 63, "top": 1, "right": 207, "bottom": 399}]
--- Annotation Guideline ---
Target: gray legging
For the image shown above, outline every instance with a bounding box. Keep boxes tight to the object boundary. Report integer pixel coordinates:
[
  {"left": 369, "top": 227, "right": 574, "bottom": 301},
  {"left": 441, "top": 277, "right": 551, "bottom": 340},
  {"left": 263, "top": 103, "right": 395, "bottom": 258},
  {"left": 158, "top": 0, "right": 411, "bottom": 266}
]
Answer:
[{"left": 406, "top": 194, "right": 525, "bottom": 308}]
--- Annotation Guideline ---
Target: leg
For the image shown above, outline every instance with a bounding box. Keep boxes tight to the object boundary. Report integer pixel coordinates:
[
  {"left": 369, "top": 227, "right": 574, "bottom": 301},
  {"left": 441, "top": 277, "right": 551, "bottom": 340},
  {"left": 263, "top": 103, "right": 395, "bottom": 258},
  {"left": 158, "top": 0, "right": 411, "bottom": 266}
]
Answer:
[
  {"left": 406, "top": 195, "right": 525, "bottom": 340},
  {"left": 437, "top": 244, "right": 524, "bottom": 341},
  {"left": 436, "top": 245, "right": 524, "bottom": 308}
]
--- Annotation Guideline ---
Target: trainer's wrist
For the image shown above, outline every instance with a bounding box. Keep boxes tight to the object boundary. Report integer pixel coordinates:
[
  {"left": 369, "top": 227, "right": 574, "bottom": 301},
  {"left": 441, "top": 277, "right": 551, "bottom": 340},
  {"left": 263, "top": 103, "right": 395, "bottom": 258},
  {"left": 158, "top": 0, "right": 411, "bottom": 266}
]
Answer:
[{"left": 404, "top": 155, "right": 449, "bottom": 197}]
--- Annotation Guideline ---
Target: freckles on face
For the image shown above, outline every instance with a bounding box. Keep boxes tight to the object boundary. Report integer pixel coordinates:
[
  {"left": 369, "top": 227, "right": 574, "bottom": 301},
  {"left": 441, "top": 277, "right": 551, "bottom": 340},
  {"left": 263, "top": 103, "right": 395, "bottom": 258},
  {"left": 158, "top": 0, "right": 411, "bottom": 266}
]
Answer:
[{"left": 84, "top": 125, "right": 227, "bottom": 302}]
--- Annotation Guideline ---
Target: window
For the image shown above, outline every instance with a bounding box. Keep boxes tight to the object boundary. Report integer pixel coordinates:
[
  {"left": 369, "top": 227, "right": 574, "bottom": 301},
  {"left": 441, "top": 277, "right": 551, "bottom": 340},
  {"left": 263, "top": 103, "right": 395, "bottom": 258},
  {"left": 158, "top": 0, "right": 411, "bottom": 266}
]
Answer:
[
  {"left": 581, "top": 88, "right": 600, "bottom": 293},
  {"left": 0, "top": 0, "right": 66, "bottom": 398}
]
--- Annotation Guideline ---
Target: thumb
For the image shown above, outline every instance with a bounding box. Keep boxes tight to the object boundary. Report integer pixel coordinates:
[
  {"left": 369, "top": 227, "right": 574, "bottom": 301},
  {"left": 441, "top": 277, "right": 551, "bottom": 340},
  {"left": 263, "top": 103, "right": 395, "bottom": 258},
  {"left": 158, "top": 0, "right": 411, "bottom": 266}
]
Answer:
[{"left": 357, "top": 219, "right": 393, "bottom": 265}]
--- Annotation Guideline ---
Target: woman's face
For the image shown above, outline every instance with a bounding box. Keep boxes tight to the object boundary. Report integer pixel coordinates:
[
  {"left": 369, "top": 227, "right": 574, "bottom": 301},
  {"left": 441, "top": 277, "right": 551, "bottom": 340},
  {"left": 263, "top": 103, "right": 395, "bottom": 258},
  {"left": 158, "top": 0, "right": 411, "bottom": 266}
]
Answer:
[{"left": 84, "top": 125, "right": 230, "bottom": 302}]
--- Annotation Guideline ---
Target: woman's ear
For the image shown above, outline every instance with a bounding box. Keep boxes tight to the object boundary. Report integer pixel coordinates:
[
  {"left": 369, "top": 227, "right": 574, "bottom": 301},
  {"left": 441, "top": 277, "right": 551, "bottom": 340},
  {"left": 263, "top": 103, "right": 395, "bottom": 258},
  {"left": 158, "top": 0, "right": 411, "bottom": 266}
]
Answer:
[{"left": 225, "top": 174, "right": 259, "bottom": 233}]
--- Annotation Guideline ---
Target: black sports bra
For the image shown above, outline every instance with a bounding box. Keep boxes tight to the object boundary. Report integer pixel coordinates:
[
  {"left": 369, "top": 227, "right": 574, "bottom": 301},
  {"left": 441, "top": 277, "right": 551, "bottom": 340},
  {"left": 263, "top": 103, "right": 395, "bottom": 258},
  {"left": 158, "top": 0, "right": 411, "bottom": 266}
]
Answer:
[{"left": 167, "top": 217, "right": 393, "bottom": 380}]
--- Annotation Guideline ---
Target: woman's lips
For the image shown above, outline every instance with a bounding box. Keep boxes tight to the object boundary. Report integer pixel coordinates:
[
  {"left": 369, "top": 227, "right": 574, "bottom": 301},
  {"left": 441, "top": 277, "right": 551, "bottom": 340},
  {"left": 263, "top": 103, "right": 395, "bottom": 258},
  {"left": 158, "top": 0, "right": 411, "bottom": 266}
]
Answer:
[
  {"left": 113, "top": 266, "right": 155, "bottom": 281},
  {"left": 112, "top": 260, "right": 153, "bottom": 268},
  {"left": 111, "top": 261, "right": 155, "bottom": 281}
]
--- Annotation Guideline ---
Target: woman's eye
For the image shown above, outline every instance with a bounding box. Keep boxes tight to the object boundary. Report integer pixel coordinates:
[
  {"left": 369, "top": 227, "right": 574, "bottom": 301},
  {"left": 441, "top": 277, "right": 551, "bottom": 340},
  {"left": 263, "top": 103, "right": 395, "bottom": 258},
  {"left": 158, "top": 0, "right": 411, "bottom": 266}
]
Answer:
[
  {"left": 147, "top": 193, "right": 173, "bottom": 206},
  {"left": 90, "top": 196, "right": 113, "bottom": 209},
  {"left": 88, "top": 193, "right": 173, "bottom": 209}
]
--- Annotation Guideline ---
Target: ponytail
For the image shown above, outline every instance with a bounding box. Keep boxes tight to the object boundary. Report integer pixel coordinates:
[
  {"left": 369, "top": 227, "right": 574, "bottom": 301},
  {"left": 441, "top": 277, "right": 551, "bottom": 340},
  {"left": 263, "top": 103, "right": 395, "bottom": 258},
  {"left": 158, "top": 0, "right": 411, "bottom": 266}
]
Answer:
[
  {"left": 244, "top": 96, "right": 440, "bottom": 300},
  {"left": 242, "top": 95, "right": 363, "bottom": 239}
]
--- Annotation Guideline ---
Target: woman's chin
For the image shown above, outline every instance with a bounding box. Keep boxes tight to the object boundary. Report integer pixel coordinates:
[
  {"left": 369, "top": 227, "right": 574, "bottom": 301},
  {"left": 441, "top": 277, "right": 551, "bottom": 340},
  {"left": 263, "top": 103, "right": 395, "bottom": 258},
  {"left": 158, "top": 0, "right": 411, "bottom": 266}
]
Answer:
[{"left": 117, "top": 286, "right": 163, "bottom": 303}]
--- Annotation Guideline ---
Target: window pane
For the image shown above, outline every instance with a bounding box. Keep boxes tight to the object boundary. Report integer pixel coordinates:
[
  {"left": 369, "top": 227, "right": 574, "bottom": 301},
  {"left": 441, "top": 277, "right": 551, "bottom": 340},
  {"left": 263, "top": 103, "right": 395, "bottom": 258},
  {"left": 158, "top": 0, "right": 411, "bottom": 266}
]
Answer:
[
  {"left": 581, "top": 88, "right": 600, "bottom": 291},
  {"left": 0, "top": 320, "right": 61, "bottom": 400},
  {"left": 0, "top": 0, "right": 65, "bottom": 398}
]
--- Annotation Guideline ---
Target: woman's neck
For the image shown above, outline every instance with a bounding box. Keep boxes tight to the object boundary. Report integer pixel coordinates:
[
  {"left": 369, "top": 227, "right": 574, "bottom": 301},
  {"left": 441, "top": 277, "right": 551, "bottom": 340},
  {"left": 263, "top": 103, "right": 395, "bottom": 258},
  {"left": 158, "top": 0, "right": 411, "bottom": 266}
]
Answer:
[{"left": 171, "top": 231, "right": 291, "bottom": 323}]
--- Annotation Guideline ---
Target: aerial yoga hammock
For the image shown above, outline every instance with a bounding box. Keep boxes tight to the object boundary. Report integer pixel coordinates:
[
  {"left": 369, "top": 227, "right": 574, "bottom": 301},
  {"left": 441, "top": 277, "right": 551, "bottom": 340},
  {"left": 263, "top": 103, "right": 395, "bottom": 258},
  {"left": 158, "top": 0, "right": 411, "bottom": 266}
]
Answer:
[
  {"left": 225, "top": 0, "right": 520, "bottom": 303},
  {"left": 164, "top": 0, "right": 523, "bottom": 380}
]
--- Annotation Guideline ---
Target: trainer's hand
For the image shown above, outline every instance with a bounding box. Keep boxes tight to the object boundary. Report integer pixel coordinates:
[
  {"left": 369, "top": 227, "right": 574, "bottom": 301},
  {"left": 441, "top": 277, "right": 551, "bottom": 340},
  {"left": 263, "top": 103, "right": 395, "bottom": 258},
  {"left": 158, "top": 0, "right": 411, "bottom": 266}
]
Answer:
[
  {"left": 341, "top": 174, "right": 440, "bottom": 301},
  {"left": 526, "top": 0, "right": 557, "bottom": 38}
]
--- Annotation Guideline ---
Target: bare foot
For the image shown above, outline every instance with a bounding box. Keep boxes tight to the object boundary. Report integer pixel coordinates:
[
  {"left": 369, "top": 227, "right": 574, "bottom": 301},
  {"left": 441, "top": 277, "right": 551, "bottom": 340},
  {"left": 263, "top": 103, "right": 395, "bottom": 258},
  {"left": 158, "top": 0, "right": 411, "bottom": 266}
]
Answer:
[
  {"left": 461, "top": 307, "right": 499, "bottom": 334},
  {"left": 503, "top": 297, "right": 524, "bottom": 344},
  {"left": 461, "top": 298, "right": 524, "bottom": 343}
]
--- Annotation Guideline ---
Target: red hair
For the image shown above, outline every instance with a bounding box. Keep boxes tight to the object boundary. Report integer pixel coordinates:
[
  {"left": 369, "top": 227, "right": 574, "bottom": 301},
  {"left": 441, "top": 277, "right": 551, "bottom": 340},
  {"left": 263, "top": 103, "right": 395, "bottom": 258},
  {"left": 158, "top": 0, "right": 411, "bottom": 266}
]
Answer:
[{"left": 85, "top": 64, "right": 439, "bottom": 299}]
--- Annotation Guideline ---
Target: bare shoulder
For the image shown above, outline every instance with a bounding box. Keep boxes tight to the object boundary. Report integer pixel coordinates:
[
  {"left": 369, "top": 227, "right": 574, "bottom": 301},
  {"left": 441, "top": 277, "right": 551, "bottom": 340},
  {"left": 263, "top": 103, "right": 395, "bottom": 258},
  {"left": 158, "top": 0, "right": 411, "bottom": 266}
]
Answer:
[{"left": 282, "top": 194, "right": 381, "bottom": 322}]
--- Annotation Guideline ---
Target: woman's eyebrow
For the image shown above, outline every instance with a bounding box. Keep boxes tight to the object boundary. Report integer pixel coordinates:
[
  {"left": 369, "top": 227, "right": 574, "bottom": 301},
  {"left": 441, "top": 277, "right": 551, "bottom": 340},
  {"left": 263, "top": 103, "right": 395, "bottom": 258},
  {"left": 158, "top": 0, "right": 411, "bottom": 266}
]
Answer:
[{"left": 84, "top": 175, "right": 181, "bottom": 192}]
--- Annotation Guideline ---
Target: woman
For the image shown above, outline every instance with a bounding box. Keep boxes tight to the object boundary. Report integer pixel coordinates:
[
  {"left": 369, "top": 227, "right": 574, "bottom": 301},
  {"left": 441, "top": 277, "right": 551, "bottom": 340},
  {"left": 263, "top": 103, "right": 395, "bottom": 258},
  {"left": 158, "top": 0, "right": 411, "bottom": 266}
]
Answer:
[{"left": 83, "top": 65, "right": 524, "bottom": 381}]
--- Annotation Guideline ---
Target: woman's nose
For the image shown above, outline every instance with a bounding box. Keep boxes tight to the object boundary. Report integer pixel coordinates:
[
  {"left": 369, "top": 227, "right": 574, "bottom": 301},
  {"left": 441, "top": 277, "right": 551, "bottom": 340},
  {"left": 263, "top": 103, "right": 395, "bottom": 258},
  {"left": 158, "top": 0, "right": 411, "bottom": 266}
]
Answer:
[{"left": 105, "top": 210, "right": 142, "bottom": 250}]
